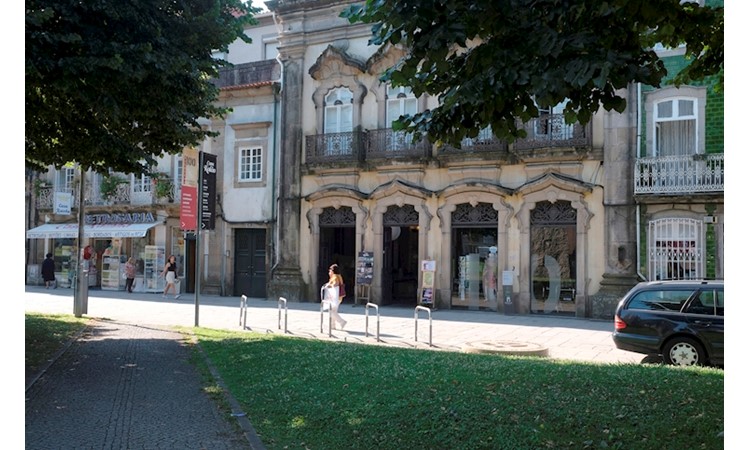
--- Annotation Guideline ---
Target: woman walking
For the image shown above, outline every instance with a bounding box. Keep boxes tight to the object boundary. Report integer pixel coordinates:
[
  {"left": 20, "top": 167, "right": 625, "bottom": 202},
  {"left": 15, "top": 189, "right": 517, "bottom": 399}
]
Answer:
[
  {"left": 323, "top": 264, "right": 346, "bottom": 330},
  {"left": 161, "top": 255, "right": 180, "bottom": 299}
]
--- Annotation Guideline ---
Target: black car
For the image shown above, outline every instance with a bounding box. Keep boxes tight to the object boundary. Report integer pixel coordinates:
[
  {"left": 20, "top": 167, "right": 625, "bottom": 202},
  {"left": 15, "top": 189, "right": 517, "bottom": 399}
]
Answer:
[{"left": 612, "top": 280, "right": 723, "bottom": 367}]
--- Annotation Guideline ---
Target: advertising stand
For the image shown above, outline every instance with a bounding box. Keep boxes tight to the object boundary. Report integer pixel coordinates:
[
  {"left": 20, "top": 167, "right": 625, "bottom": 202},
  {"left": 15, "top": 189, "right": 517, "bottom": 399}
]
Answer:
[
  {"left": 143, "top": 245, "right": 166, "bottom": 293},
  {"left": 355, "top": 251, "right": 374, "bottom": 306},
  {"left": 420, "top": 260, "right": 436, "bottom": 309}
]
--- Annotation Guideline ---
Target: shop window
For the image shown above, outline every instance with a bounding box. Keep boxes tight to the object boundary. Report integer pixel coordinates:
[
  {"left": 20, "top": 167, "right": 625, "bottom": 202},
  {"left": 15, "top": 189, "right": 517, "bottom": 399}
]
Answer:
[
  {"left": 530, "top": 200, "right": 576, "bottom": 315},
  {"left": 451, "top": 203, "right": 499, "bottom": 309}
]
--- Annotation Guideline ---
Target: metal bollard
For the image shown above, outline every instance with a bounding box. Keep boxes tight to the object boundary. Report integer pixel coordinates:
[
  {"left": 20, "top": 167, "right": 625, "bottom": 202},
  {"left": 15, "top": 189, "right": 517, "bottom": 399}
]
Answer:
[
  {"left": 278, "top": 297, "right": 287, "bottom": 333},
  {"left": 240, "top": 295, "right": 248, "bottom": 329},
  {"left": 365, "top": 302, "right": 380, "bottom": 341},
  {"left": 414, "top": 305, "right": 432, "bottom": 347}
]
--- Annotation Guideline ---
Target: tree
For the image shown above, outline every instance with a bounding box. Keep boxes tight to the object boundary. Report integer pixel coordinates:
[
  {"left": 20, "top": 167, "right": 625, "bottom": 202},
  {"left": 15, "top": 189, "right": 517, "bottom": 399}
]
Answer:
[
  {"left": 26, "top": 0, "right": 258, "bottom": 174},
  {"left": 342, "top": 0, "right": 724, "bottom": 146}
]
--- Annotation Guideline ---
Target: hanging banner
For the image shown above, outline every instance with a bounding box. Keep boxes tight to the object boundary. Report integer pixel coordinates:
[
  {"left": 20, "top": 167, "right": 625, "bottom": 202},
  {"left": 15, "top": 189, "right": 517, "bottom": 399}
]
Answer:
[
  {"left": 180, "top": 148, "right": 200, "bottom": 231},
  {"left": 200, "top": 152, "right": 217, "bottom": 230}
]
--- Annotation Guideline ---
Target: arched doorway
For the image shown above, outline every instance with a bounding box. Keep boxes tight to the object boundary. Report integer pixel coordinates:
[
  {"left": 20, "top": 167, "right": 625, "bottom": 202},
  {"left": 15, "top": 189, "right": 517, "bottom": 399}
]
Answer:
[
  {"left": 530, "top": 200, "right": 577, "bottom": 315},
  {"left": 382, "top": 204, "right": 419, "bottom": 305},
  {"left": 318, "top": 206, "right": 356, "bottom": 302}
]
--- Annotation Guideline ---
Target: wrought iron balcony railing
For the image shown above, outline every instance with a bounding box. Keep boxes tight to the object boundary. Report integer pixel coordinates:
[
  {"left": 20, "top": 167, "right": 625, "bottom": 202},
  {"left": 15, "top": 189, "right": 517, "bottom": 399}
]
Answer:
[
  {"left": 213, "top": 59, "right": 280, "bottom": 89},
  {"left": 634, "top": 153, "right": 724, "bottom": 195},
  {"left": 305, "top": 131, "right": 365, "bottom": 164},
  {"left": 365, "top": 128, "right": 431, "bottom": 159},
  {"left": 514, "top": 114, "right": 591, "bottom": 150},
  {"left": 440, "top": 126, "right": 508, "bottom": 154},
  {"left": 35, "top": 181, "right": 179, "bottom": 209}
]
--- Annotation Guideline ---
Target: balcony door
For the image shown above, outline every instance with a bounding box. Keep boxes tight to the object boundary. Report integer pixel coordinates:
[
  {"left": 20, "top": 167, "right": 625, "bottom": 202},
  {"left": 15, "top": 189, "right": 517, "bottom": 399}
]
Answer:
[
  {"left": 324, "top": 87, "right": 353, "bottom": 156},
  {"left": 386, "top": 85, "right": 417, "bottom": 151}
]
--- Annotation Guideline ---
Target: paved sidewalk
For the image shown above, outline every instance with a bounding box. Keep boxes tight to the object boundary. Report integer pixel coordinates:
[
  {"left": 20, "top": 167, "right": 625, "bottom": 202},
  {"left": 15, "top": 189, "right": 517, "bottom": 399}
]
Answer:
[
  {"left": 25, "top": 318, "right": 253, "bottom": 449},
  {"left": 24, "top": 285, "right": 642, "bottom": 449}
]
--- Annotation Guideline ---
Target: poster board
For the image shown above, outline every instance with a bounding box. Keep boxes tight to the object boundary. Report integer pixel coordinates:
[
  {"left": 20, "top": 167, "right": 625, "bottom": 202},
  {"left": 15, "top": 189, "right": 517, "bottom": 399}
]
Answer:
[
  {"left": 356, "top": 251, "right": 374, "bottom": 285},
  {"left": 420, "top": 260, "right": 436, "bottom": 307}
]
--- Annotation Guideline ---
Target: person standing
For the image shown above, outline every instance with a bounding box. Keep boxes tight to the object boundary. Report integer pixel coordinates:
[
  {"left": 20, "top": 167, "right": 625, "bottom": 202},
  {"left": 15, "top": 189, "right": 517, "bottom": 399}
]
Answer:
[
  {"left": 42, "top": 253, "right": 56, "bottom": 289},
  {"left": 124, "top": 257, "right": 137, "bottom": 293},
  {"left": 161, "top": 255, "right": 180, "bottom": 299},
  {"left": 324, "top": 264, "right": 346, "bottom": 330}
]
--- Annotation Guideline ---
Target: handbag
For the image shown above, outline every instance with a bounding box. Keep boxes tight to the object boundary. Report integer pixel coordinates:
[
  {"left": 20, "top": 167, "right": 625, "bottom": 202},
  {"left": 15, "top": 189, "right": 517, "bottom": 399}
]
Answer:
[{"left": 340, "top": 283, "right": 346, "bottom": 298}]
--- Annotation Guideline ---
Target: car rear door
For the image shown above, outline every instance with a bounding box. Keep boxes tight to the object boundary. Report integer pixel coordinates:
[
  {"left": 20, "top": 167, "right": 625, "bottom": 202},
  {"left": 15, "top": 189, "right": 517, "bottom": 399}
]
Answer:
[{"left": 682, "top": 287, "right": 724, "bottom": 364}]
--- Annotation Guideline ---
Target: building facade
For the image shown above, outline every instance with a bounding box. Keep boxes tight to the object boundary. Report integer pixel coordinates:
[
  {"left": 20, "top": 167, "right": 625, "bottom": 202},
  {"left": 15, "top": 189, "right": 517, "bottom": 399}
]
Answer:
[{"left": 25, "top": 1, "right": 723, "bottom": 320}]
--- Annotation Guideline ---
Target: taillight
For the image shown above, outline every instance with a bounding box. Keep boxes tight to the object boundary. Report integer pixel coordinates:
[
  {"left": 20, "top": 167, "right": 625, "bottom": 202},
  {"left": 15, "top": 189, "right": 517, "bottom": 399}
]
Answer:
[{"left": 614, "top": 314, "right": 627, "bottom": 331}]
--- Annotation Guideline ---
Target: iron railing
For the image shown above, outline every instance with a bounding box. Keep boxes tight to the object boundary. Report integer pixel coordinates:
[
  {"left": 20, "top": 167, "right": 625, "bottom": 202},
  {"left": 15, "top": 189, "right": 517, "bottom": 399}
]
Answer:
[
  {"left": 514, "top": 115, "right": 591, "bottom": 150},
  {"left": 365, "top": 128, "right": 431, "bottom": 159},
  {"left": 213, "top": 60, "right": 280, "bottom": 89},
  {"left": 634, "top": 154, "right": 724, "bottom": 195},
  {"left": 36, "top": 182, "right": 179, "bottom": 209},
  {"left": 305, "top": 131, "right": 365, "bottom": 164}
]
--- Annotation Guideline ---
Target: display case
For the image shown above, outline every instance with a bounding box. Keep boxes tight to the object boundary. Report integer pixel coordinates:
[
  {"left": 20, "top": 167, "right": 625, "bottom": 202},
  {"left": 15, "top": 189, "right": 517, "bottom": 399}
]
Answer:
[
  {"left": 101, "top": 255, "right": 125, "bottom": 290},
  {"left": 143, "top": 245, "right": 165, "bottom": 292}
]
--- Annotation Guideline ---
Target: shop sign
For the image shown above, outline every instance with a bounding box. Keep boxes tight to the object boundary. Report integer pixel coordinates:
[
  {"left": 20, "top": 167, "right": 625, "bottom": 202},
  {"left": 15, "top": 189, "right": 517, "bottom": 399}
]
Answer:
[
  {"left": 54, "top": 192, "right": 72, "bottom": 215},
  {"left": 180, "top": 185, "right": 198, "bottom": 231},
  {"left": 85, "top": 212, "right": 156, "bottom": 225}
]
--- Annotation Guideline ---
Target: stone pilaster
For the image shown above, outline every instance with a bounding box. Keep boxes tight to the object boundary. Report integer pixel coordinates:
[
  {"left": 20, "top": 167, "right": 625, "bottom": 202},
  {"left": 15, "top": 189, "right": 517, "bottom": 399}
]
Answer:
[
  {"left": 591, "top": 86, "right": 641, "bottom": 318},
  {"left": 268, "top": 51, "right": 308, "bottom": 302}
]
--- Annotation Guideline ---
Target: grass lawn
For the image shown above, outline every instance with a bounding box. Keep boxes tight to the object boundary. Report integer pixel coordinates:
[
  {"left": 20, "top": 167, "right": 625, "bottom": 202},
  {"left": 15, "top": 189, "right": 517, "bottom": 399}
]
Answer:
[
  {"left": 193, "top": 327, "right": 724, "bottom": 450},
  {"left": 25, "top": 312, "right": 88, "bottom": 379}
]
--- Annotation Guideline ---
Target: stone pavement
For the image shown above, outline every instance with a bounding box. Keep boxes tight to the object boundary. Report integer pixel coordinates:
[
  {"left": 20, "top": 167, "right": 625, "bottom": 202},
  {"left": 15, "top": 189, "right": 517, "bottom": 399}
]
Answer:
[{"left": 24, "top": 285, "right": 643, "bottom": 449}]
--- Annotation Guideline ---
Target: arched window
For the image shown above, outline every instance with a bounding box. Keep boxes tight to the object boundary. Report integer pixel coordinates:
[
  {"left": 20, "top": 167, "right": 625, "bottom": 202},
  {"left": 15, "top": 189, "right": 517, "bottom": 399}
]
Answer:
[
  {"left": 386, "top": 85, "right": 417, "bottom": 129},
  {"left": 324, "top": 87, "right": 353, "bottom": 134}
]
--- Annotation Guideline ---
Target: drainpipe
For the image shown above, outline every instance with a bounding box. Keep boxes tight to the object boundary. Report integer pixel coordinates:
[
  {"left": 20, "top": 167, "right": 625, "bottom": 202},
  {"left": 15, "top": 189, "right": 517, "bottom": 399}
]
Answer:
[{"left": 635, "top": 82, "right": 647, "bottom": 281}]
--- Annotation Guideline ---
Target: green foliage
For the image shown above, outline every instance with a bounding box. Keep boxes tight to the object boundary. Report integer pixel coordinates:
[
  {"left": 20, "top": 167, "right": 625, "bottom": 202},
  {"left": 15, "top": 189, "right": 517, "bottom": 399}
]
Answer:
[
  {"left": 151, "top": 172, "right": 174, "bottom": 200},
  {"left": 194, "top": 327, "right": 724, "bottom": 450},
  {"left": 99, "top": 174, "right": 128, "bottom": 200},
  {"left": 25, "top": 0, "right": 259, "bottom": 175},
  {"left": 342, "top": 0, "right": 724, "bottom": 147}
]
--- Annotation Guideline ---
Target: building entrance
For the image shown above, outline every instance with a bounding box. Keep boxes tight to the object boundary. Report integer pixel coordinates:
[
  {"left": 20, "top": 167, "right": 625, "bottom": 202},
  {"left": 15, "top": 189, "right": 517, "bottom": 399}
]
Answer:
[
  {"left": 530, "top": 200, "right": 576, "bottom": 315},
  {"left": 382, "top": 205, "right": 419, "bottom": 305},
  {"left": 317, "top": 207, "right": 356, "bottom": 302}
]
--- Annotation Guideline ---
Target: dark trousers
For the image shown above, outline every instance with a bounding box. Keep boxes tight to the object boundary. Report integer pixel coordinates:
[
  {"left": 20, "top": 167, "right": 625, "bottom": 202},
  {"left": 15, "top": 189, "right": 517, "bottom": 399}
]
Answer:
[{"left": 125, "top": 278, "right": 135, "bottom": 293}]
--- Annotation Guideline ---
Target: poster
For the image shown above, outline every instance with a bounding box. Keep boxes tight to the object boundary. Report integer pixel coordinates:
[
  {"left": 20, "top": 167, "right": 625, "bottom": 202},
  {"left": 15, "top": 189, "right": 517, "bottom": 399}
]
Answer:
[{"left": 356, "top": 251, "right": 374, "bottom": 285}]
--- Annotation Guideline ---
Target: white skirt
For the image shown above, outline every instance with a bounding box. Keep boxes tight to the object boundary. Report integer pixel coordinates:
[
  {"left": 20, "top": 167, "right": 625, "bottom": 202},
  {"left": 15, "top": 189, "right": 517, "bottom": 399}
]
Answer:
[{"left": 166, "top": 272, "right": 176, "bottom": 284}]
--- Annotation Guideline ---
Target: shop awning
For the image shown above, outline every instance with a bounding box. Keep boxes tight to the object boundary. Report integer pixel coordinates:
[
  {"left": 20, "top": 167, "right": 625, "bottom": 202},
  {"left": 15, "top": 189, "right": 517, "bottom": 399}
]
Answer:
[{"left": 26, "top": 222, "right": 159, "bottom": 239}]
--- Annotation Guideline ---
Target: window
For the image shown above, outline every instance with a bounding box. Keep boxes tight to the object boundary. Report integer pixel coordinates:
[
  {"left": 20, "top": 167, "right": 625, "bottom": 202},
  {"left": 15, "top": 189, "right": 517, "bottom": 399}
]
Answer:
[
  {"left": 57, "top": 167, "right": 75, "bottom": 192},
  {"left": 239, "top": 147, "right": 263, "bottom": 182},
  {"left": 386, "top": 85, "right": 417, "bottom": 129},
  {"left": 132, "top": 173, "right": 152, "bottom": 193},
  {"left": 685, "top": 289, "right": 723, "bottom": 316},
  {"left": 648, "top": 218, "right": 704, "bottom": 281},
  {"left": 535, "top": 100, "right": 573, "bottom": 140},
  {"left": 628, "top": 289, "right": 694, "bottom": 312},
  {"left": 654, "top": 98, "right": 697, "bottom": 157},
  {"left": 324, "top": 88, "right": 353, "bottom": 134}
]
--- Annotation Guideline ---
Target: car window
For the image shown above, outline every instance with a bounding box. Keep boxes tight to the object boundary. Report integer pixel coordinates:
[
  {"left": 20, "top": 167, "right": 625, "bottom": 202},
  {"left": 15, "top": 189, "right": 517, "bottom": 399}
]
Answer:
[
  {"left": 627, "top": 289, "right": 694, "bottom": 312},
  {"left": 684, "top": 289, "right": 719, "bottom": 315}
]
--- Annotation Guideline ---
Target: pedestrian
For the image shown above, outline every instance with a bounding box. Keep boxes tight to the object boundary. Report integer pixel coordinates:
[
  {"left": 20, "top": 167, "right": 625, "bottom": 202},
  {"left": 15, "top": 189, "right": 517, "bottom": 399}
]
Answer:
[
  {"left": 124, "top": 257, "right": 137, "bottom": 293},
  {"left": 162, "top": 255, "right": 180, "bottom": 299},
  {"left": 41, "top": 252, "right": 56, "bottom": 289},
  {"left": 323, "top": 263, "right": 346, "bottom": 330}
]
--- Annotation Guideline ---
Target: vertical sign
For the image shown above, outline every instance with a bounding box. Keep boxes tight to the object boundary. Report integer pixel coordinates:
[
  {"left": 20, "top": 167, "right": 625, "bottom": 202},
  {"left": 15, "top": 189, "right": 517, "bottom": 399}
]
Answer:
[
  {"left": 200, "top": 152, "right": 217, "bottom": 230},
  {"left": 180, "top": 148, "right": 199, "bottom": 231}
]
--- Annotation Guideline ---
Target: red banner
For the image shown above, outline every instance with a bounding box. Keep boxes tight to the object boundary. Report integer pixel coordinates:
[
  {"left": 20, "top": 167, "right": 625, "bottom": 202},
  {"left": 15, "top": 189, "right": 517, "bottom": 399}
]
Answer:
[{"left": 180, "top": 185, "right": 198, "bottom": 231}]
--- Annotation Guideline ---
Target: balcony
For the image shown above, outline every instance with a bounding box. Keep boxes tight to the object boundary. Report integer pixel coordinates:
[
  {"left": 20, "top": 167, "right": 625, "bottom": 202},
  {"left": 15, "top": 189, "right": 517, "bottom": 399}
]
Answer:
[
  {"left": 305, "top": 131, "right": 365, "bottom": 164},
  {"left": 365, "top": 129, "right": 431, "bottom": 159},
  {"left": 634, "top": 153, "right": 724, "bottom": 195},
  {"left": 440, "top": 127, "right": 508, "bottom": 154},
  {"left": 35, "top": 181, "right": 179, "bottom": 209},
  {"left": 514, "top": 114, "right": 592, "bottom": 150},
  {"left": 213, "top": 60, "right": 280, "bottom": 89}
]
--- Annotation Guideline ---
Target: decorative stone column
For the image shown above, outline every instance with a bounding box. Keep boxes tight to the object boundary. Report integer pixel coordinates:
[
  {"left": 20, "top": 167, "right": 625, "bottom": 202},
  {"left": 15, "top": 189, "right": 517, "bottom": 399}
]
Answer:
[
  {"left": 268, "top": 48, "right": 307, "bottom": 302},
  {"left": 591, "top": 86, "right": 641, "bottom": 319}
]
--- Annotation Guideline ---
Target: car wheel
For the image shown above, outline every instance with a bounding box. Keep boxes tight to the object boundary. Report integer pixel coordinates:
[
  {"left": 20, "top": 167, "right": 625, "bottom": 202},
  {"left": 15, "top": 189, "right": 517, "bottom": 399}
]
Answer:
[{"left": 662, "top": 337, "right": 706, "bottom": 366}]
